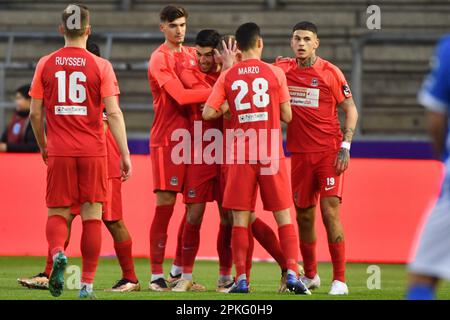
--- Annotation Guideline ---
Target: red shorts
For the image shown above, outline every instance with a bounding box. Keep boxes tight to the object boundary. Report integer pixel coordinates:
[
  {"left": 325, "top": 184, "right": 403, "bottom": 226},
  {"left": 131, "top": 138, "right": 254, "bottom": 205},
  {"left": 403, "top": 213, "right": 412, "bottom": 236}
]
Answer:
[
  {"left": 291, "top": 151, "right": 344, "bottom": 208},
  {"left": 183, "top": 164, "right": 219, "bottom": 204},
  {"left": 222, "top": 158, "right": 292, "bottom": 212},
  {"left": 151, "top": 146, "right": 185, "bottom": 193},
  {"left": 70, "top": 177, "right": 123, "bottom": 221},
  {"left": 46, "top": 156, "right": 107, "bottom": 208}
]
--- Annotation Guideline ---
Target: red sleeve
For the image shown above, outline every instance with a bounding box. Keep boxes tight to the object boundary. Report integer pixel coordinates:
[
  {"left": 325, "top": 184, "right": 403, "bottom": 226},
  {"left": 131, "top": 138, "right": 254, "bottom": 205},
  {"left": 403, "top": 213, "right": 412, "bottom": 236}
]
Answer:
[
  {"left": 205, "top": 72, "right": 227, "bottom": 111},
  {"left": 98, "top": 59, "right": 120, "bottom": 98},
  {"left": 271, "top": 65, "right": 291, "bottom": 103},
  {"left": 327, "top": 64, "right": 352, "bottom": 104},
  {"left": 164, "top": 78, "right": 212, "bottom": 105},
  {"left": 29, "top": 55, "right": 50, "bottom": 99},
  {"left": 149, "top": 51, "right": 177, "bottom": 88}
]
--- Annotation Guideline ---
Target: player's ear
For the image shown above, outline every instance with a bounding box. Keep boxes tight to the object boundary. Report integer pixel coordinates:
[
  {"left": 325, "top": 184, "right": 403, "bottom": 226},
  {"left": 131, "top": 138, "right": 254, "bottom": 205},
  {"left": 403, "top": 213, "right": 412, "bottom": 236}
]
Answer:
[
  {"left": 85, "top": 25, "right": 91, "bottom": 36},
  {"left": 58, "top": 24, "right": 65, "bottom": 36},
  {"left": 258, "top": 37, "right": 264, "bottom": 49},
  {"left": 159, "top": 23, "right": 164, "bottom": 32},
  {"left": 314, "top": 37, "right": 320, "bottom": 49}
]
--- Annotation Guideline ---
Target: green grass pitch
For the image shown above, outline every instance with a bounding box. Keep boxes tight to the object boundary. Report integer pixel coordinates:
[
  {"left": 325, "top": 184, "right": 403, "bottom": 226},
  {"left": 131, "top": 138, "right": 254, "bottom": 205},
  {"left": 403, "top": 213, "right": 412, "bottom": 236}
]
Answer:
[{"left": 1, "top": 256, "right": 449, "bottom": 300}]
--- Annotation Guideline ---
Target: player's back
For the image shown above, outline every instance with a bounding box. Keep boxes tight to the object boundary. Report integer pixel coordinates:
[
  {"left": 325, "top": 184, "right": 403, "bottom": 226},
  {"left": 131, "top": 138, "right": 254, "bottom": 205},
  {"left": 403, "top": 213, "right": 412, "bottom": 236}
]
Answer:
[
  {"left": 222, "top": 59, "right": 287, "bottom": 161},
  {"left": 31, "top": 47, "right": 117, "bottom": 157}
]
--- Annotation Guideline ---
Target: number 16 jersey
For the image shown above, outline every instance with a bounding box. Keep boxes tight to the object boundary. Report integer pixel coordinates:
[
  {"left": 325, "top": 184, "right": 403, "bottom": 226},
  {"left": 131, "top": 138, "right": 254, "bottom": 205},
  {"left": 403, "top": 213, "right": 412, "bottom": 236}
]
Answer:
[{"left": 30, "top": 46, "right": 120, "bottom": 157}]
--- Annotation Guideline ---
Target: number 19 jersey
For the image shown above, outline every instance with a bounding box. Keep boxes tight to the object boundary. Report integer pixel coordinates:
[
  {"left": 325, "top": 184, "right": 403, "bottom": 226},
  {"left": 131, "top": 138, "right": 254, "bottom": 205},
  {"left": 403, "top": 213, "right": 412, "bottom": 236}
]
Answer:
[{"left": 30, "top": 46, "right": 120, "bottom": 157}]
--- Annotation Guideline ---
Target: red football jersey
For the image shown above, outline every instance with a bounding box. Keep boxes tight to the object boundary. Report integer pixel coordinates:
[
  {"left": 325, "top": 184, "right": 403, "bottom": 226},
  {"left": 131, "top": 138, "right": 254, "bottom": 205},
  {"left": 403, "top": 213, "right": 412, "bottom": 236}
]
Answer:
[
  {"left": 274, "top": 57, "right": 352, "bottom": 153},
  {"left": 29, "top": 46, "right": 120, "bottom": 157},
  {"left": 148, "top": 44, "right": 197, "bottom": 147},
  {"left": 206, "top": 59, "right": 290, "bottom": 162}
]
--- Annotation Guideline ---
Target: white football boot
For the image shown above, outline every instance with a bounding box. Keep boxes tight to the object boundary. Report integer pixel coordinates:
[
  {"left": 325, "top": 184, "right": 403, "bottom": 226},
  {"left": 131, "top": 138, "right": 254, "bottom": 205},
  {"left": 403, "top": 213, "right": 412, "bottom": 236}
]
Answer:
[
  {"left": 328, "top": 280, "right": 349, "bottom": 295},
  {"left": 300, "top": 274, "right": 321, "bottom": 290}
]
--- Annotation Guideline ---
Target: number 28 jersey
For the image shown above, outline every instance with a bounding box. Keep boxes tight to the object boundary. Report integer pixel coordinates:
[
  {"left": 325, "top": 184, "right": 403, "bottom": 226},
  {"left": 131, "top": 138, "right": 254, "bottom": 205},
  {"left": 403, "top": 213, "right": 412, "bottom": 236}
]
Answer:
[
  {"left": 206, "top": 59, "right": 291, "bottom": 162},
  {"left": 29, "top": 47, "right": 120, "bottom": 157}
]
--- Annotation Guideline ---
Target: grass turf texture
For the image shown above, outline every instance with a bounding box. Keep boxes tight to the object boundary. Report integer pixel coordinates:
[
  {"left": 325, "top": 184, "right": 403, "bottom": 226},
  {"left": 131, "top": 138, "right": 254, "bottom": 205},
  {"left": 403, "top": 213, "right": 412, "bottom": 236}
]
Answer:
[{"left": 1, "top": 256, "right": 449, "bottom": 300}]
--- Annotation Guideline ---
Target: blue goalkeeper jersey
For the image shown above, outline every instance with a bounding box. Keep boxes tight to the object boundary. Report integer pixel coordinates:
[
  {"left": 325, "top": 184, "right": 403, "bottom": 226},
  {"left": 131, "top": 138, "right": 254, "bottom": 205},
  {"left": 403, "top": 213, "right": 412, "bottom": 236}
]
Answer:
[{"left": 418, "top": 34, "right": 450, "bottom": 161}]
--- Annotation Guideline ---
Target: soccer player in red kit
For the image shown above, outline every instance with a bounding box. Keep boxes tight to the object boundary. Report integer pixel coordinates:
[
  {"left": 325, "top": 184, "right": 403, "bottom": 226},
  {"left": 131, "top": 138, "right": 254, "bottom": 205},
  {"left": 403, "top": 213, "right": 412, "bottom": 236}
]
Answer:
[
  {"left": 29, "top": 5, "right": 131, "bottom": 298},
  {"left": 274, "top": 21, "right": 358, "bottom": 295},
  {"left": 147, "top": 5, "right": 213, "bottom": 291},
  {"left": 203, "top": 23, "right": 310, "bottom": 295},
  {"left": 18, "top": 40, "right": 138, "bottom": 293},
  {"left": 166, "top": 29, "right": 222, "bottom": 292}
]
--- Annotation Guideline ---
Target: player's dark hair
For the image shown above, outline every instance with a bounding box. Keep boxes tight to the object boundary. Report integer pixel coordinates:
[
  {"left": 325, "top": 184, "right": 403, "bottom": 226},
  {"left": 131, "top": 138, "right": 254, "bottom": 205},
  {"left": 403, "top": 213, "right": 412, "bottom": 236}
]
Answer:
[
  {"left": 160, "top": 5, "right": 188, "bottom": 23},
  {"left": 61, "top": 4, "right": 90, "bottom": 39},
  {"left": 195, "top": 29, "right": 221, "bottom": 48},
  {"left": 292, "top": 21, "right": 318, "bottom": 36},
  {"left": 235, "top": 22, "right": 261, "bottom": 51},
  {"left": 86, "top": 38, "right": 101, "bottom": 57},
  {"left": 16, "top": 84, "right": 31, "bottom": 99}
]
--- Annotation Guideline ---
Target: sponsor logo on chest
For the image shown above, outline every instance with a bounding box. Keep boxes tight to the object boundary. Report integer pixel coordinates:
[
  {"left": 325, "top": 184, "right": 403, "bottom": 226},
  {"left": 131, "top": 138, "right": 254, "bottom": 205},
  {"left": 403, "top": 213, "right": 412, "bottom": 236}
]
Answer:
[{"left": 288, "top": 86, "right": 320, "bottom": 108}]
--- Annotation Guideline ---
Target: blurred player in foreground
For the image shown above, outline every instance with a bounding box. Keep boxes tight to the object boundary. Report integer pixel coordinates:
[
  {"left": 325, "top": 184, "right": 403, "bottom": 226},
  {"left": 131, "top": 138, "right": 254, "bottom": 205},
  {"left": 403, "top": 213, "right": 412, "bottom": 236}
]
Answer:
[
  {"left": 18, "top": 40, "right": 139, "bottom": 294},
  {"left": 407, "top": 34, "right": 450, "bottom": 300},
  {"left": 203, "top": 22, "right": 310, "bottom": 295},
  {"left": 274, "top": 21, "right": 358, "bottom": 295},
  {"left": 29, "top": 4, "right": 131, "bottom": 298}
]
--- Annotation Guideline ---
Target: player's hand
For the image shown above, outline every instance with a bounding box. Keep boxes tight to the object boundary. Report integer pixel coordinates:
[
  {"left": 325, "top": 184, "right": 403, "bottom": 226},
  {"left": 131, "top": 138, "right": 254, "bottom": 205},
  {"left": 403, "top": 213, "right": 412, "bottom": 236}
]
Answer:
[
  {"left": 121, "top": 155, "right": 132, "bottom": 182},
  {"left": 40, "top": 148, "right": 48, "bottom": 165},
  {"left": 0, "top": 142, "right": 7, "bottom": 152},
  {"left": 217, "top": 38, "right": 237, "bottom": 70},
  {"left": 334, "top": 147, "right": 350, "bottom": 175}
]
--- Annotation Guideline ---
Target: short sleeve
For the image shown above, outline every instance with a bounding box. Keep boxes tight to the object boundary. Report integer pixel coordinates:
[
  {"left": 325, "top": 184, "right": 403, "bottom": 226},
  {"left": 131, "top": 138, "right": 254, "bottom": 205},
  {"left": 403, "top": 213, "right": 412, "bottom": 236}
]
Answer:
[
  {"left": 418, "top": 37, "right": 450, "bottom": 113},
  {"left": 100, "top": 59, "right": 120, "bottom": 98},
  {"left": 149, "top": 51, "right": 178, "bottom": 88},
  {"left": 272, "top": 66, "right": 291, "bottom": 103},
  {"left": 328, "top": 65, "right": 352, "bottom": 104},
  {"left": 206, "top": 71, "right": 227, "bottom": 111},
  {"left": 29, "top": 56, "right": 48, "bottom": 99}
]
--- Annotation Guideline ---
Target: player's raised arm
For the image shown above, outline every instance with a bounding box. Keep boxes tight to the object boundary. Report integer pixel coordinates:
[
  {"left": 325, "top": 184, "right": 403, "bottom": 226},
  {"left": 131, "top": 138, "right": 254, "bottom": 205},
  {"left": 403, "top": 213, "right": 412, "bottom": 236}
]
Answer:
[
  {"left": 149, "top": 51, "right": 212, "bottom": 106},
  {"left": 202, "top": 71, "right": 228, "bottom": 120}
]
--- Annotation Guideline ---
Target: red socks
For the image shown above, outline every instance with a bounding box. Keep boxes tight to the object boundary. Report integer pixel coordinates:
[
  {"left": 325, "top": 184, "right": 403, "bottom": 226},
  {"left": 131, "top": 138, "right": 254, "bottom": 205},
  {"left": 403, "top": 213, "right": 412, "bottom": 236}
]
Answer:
[
  {"left": 150, "top": 204, "right": 174, "bottom": 274},
  {"left": 46, "top": 215, "right": 68, "bottom": 257},
  {"left": 182, "top": 222, "right": 201, "bottom": 274},
  {"left": 278, "top": 224, "right": 299, "bottom": 274},
  {"left": 173, "top": 210, "right": 187, "bottom": 268},
  {"left": 217, "top": 224, "right": 232, "bottom": 276},
  {"left": 114, "top": 239, "right": 138, "bottom": 283},
  {"left": 81, "top": 219, "right": 102, "bottom": 284},
  {"left": 329, "top": 241, "right": 346, "bottom": 282},
  {"left": 300, "top": 241, "right": 317, "bottom": 279},
  {"left": 231, "top": 226, "right": 249, "bottom": 279},
  {"left": 44, "top": 248, "right": 53, "bottom": 276},
  {"left": 246, "top": 225, "right": 254, "bottom": 283},
  {"left": 252, "top": 218, "right": 287, "bottom": 271}
]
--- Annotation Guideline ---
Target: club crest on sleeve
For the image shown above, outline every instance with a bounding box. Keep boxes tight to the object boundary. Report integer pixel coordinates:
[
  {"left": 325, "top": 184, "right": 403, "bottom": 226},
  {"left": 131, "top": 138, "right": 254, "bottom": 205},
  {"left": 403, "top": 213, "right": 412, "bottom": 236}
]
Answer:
[
  {"left": 343, "top": 85, "right": 351, "bottom": 97},
  {"left": 170, "top": 176, "right": 179, "bottom": 186}
]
